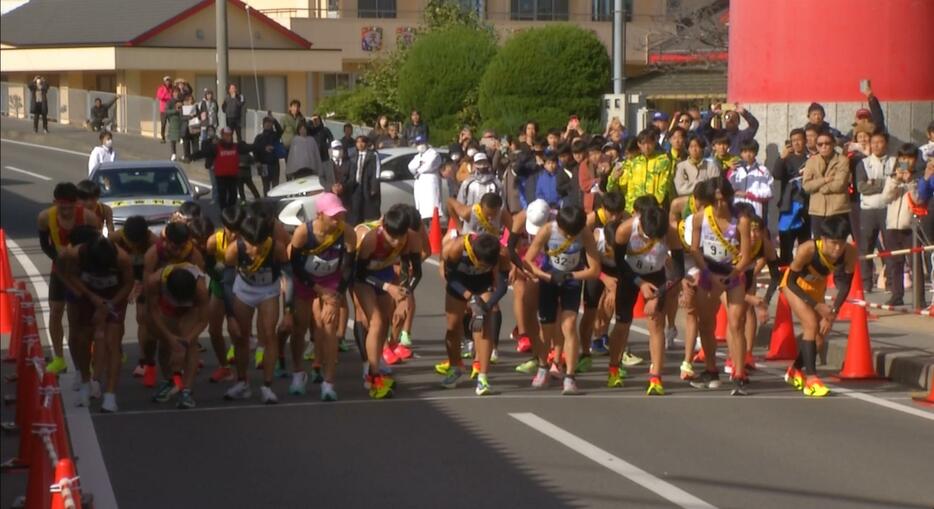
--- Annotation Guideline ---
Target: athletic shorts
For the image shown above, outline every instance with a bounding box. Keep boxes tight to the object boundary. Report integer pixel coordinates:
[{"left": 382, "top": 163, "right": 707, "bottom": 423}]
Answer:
[
  {"left": 538, "top": 279, "right": 583, "bottom": 324},
  {"left": 615, "top": 270, "right": 666, "bottom": 323},
  {"left": 583, "top": 278, "right": 605, "bottom": 310},
  {"left": 358, "top": 266, "right": 397, "bottom": 296},
  {"left": 446, "top": 271, "right": 494, "bottom": 301},
  {"left": 72, "top": 297, "right": 128, "bottom": 324},
  {"left": 233, "top": 275, "right": 280, "bottom": 308}
]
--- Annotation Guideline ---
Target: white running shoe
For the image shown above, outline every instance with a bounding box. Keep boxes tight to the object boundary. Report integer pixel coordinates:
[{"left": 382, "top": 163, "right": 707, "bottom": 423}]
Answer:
[
  {"left": 224, "top": 381, "right": 252, "bottom": 401},
  {"left": 531, "top": 368, "right": 549, "bottom": 389},
  {"left": 490, "top": 349, "right": 499, "bottom": 364},
  {"left": 562, "top": 377, "right": 581, "bottom": 395},
  {"left": 260, "top": 385, "right": 278, "bottom": 405},
  {"left": 321, "top": 381, "right": 338, "bottom": 402},
  {"left": 289, "top": 372, "right": 308, "bottom": 395},
  {"left": 76, "top": 383, "right": 90, "bottom": 407},
  {"left": 101, "top": 392, "right": 118, "bottom": 413}
]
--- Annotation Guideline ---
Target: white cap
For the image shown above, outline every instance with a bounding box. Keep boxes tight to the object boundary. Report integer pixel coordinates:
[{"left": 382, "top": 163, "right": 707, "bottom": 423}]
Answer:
[
  {"left": 330, "top": 140, "right": 342, "bottom": 149},
  {"left": 473, "top": 152, "right": 488, "bottom": 163},
  {"left": 466, "top": 148, "right": 478, "bottom": 158},
  {"left": 525, "top": 199, "right": 550, "bottom": 236}
]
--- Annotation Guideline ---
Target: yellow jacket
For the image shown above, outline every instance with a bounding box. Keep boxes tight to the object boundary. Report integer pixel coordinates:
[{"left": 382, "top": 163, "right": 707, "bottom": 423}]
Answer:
[{"left": 607, "top": 151, "right": 675, "bottom": 212}]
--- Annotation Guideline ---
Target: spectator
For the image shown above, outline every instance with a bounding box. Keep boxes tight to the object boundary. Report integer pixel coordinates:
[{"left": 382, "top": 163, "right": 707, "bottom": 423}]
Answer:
[
  {"left": 804, "top": 124, "right": 821, "bottom": 157},
  {"left": 555, "top": 143, "right": 582, "bottom": 208},
  {"left": 375, "top": 123, "right": 403, "bottom": 149},
  {"left": 506, "top": 144, "right": 538, "bottom": 212},
  {"left": 855, "top": 130, "right": 894, "bottom": 291},
  {"left": 562, "top": 115, "right": 585, "bottom": 141},
  {"left": 190, "top": 127, "right": 253, "bottom": 209},
  {"left": 668, "top": 126, "right": 687, "bottom": 162},
  {"left": 199, "top": 125, "right": 219, "bottom": 203},
  {"left": 454, "top": 127, "right": 474, "bottom": 154},
  {"left": 458, "top": 152, "right": 501, "bottom": 207},
  {"left": 604, "top": 116, "right": 624, "bottom": 138},
  {"left": 804, "top": 102, "right": 844, "bottom": 140},
  {"left": 197, "top": 89, "right": 219, "bottom": 146},
  {"left": 773, "top": 128, "right": 811, "bottom": 265},
  {"left": 251, "top": 115, "right": 284, "bottom": 195},
  {"left": 402, "top": 110, "right": 429, "bottom": 147},
  {"left": 533, "top": 150, "right": 561, "bottom": 208},
  {"left": 237, "top": 151, "right": 261, "bottom": 201},
  {"left": 698, "top": 103, "right": 759, "bottom": 155},
  {"left": 478, "top": 129, "right": 499, "bottom": 158},
  {"left": 222, "top": 83, "right": 245, "bottom": 142},
  {"left": 521, "top": 121, "right": 538, "bottom": 146},
  {"left": 320, "top": 140, "right": 352, "bottom": 206},
  {"left": 674, "top": 135, "right": 720, "bottom": 197},
  {"left": 165, "top": 88, "right": 183, "bottom": 161},
  {"left": 673, "top": 111, "right": 695, "bottom": 133},
  {"left": 28, "top": 74, "right": 51, "bottom": 134},
  {"left": 576, "top": 140, "right": 599, "bottom": 212},
  {"left": 545, "top": 128, "right": 562, "bottom": 153},
  {"left": 87, "top": 131, "right": 116, "bottom": 174},
  {"left": 728, "top": 140, "right": 774, "bottom": 217},
  {"left": 348, "top": 135, "right": 381, "bottom": 223},
  {"left": 281, "top": 100, "right": 305, "bottom": 150},
  {"left": 407, "top": 136, "right": 442, "bottom": 227},
  {"left": 285, "top": 122, "right": 321, "bottom": 180},
  {"left": 367, "top": 115, "right": 391, "bottom": 144},
  {"left": 181, "top": 95, "right": 199, "bottom": 163},
  {"left": 919, "top": 121, "right": 934, "bottom": 163},
  {"left": 156, "top": 75, "right": 173, "bottom": 142},
  {"left": 607, "top": 129, "right": 675, "bottom": 213},
  {"left": 340, "top": 123, "right": 355, "bottom": 157},
  {"left": 651, "top": 111, "right": 670, "bottom": 149},
  {"left": 88, "top": 95, "right": 118, "bottom": 132},
  {"left": 174, "top": 78, "right": 193, "bottom": 101},
  {"left": 803, "top": 131, "right": 852, "bottom": 239},
  {"left": 881, "top": 144, "right": 922, "bottom": 306},
  {"left": 845, "top": 125, "right": 874, "bottom": 245},
  {"left": 711, "top": 135, "right": 740, "bottom": 172},
  {"left": 917, "top": 159, "right": 934, "bottom": 269},
  {"left": 308, "top": 113, "right": 334, "bottom": 162}
]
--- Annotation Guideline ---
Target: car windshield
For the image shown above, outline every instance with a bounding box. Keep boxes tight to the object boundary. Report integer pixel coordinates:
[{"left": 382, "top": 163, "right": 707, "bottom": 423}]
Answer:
[{"left": 94, "top": 167, "right": 189, "bottom": 198}]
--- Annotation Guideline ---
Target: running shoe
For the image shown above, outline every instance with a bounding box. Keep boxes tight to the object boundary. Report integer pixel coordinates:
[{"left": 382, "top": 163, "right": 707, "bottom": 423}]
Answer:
[
  {"left": 90, "top": 379, "right": 102, "bottom": 400},
  {"left": 321, "top": 381, "right": 338, "bottom": 402},
  {"left": 665, "top": 327, "right": 678, "bottom": 350},
  {"left": 723, "top": 358, "right": 734, "bottom": 375},
  {"left": 132, "top": 362, "right": 146, "bottom": 378},
  {"left": 368, "top": 375, "right": 392, "bottom": 399},
  {"left": 490, "top": 349, "right": 499, "bottom": 364},
  {"left": 309, "top": 367, "right": 324, "bottom": 384},
  {"left": 441, "top": 367, "right": 464, "bottom": 389},
  {"left": 382, "top": 345, "right": 400, "bottom": 366},
  {"left": 393, "top": 343, "right": 413, "bottom": 360},
  {"left": 224, "top": 381, "right": 252, "bottom": 401},
  {"left": 646, "top": 376, "right": 665, "bottom": 396},
  {"left": 399, "top": 330, "right": 413, "bottom": 347},
  {"left": 76, "top": 383, "right": 90, "bottom": 407},
  {"left": 607, "top": 366, "right": 624, "bottom": 388},
  {"left": 744, "top": 352, "right": 757, "bottom": 371},
  {"left": 463, "top": 340, "right": 475, "bottom": 359},
  {"left": 470, "top": 361, "right": 481, "bottom": 380},
  {"left": 689, "top": 370, "right": 721, "bottom": 390},
  {"left": 549, "top": 363, "right": 564, "bottom": 380},
  {"left": 303, "top": 342, "right": 315, "bottom": 361},
  {"left": 784, "top": 366, "right": 805, "bottom": 390},
  {"left": 679, "top": 361, "right": 695, "bottom": 381},
  {"left": 226, "top": 345, "right": 235, "bottom": 363},
  {"left": 562, "top": 377, "right": 582, "bottom": 395},
  {"left": 475, "top": 375, "right": 492, "bottom": 396},
  {"left": 590, "top": 335, "right": 609, "bottom": 356},
  {"left": 531, "top": 367, "right": 549, "bottom": 389},
  {"left": 274, "top": 359, "right": 290, "bottom": 379},
  {"left": 254, "top": 347, "right": 265, "bottom": 369},
  {"left": 289, "top": 372, "right": 308, "bottom": 395},
  {"left": 260, "top": 385, "right": 279, "bottom": 404},
  {"left": 576, "top": 355, "right": 593, "bottom": 373},
  {"left": 209, "top": 366, "right": 234, "bottom": 384},
  {"left": 176, "top": 389, "right": 196, "bottom": 409},
  {"left": 46, "top": 356, "right": 67, "bottom": 375},
  {"left": 100, "top": 392, "right": 118, "bottom": 413},
  {"left": 622, "top": 350, "right": 643, "bottom": 366},
  {"left": 152, "top": 380, "right": 178, "bottom": 403},
  {"left": 172, "top": 373, "right": 183, "bottom": 390},
  {"left": 730, "top": 377, "right": 750, "bottom": 396},
  {"left": 803, "top": 377, "right": 830, "bottom": 397},
  {"left": 515, "top": 359, "right": 538, "bottom": 374},
  {"left": 435, "top": 359, "right": 452, "bottom": 376},
  {"left": 338, "top": 338, "right": 351, "bottom": 353},
  {"left": 516, "top": 334, "right": 532, "bottom": 353},
  {"left": 510, "top": 326, "right": 519, "bottom": 342},
  {"left": 382, "top": 373, "right": 396, "bottom": 389}
]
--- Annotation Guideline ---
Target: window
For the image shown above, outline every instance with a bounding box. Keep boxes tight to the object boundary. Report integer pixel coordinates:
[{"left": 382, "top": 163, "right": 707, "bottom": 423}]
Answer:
[
  {"left": 358, "top": 0, "right": 396, "bottom": 18},
  {"left": 592, "top": 0, "right": 631, "bottom": 22},
  {"left": 454, "top": 0, "right": 483, "bottom": 17},
  {"left": 322, "top": 73, "right": 354, "bottom": 97},
  {"left": 511, "top": 0, "right": 568, "bottom": 20},
  {"left": 95, "top": 167, "right": 189, "bottom": 198}
]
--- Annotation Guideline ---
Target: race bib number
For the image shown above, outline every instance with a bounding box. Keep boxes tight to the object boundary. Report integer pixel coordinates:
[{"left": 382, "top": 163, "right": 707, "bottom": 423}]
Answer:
[
  {"left": 305, "top": 256, "right": 340, "bottom": 277},
  {"left": 81, "top": 273, "right": 118, "bottom": 290},
  {"left": 550, "top": 252, "right": 580, "bottom": 272},
  {"left": 244, "top": 269, "right": 274, "bottom": 286}
]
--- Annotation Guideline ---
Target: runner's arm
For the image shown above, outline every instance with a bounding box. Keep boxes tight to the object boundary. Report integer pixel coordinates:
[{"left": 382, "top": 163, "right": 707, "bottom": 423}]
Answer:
[
  {"left": 762, "top": 237, "right": 781, "bottom": 304},
  {"left": 112, "top": 251, "right": 135, "bottom": 305},
  {"left": 37, "top": 212, "right": 57, "bottom": 261},
  {"left": 572, "top": 232, "right": 601, "bottom": 281},
  {"left": 785, "top": 243, "right": 821, "bottom": 308},
  {"left": 830, "top": 248, "right": 857, "bottom": 314},
  {"left": 612, "top": 220, "right": 638, "bottom": 285},
  {"left": 182, "top": 279, "right": 211, "bottom": 345},
  {"left": 446, "top": 197, "right": 471, "bottom": 221},
  {"left": 146, "top": 273, "right": 179, "bottom": 343},
  {"left": 523, "top": 223, "right": 552, "bottom": 282}
]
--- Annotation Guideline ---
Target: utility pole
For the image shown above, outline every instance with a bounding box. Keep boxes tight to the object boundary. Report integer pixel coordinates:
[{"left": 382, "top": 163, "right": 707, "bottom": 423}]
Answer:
[
  {"left": 612, "top": 0, "right": 626, "bottom": 94},
  {"left": 216, "top": 0, "right": 229, "bottom": 128}
]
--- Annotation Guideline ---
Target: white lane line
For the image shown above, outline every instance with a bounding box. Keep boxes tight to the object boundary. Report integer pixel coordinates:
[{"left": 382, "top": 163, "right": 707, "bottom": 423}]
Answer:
[
  {"left": 2, "top": 137, "right": 212, "bottom": 189},
  {"left": 510, "top": 412, "right": 718, "bottom": 509},
  {"left": 627, "top": 324, "right": 934, "bottom": 422},
  {"left": 6, "top": 238, "right": 120, "bottom": 509},
  {"left": 4, "top": 165, "right": 52, "bottom": 181}
]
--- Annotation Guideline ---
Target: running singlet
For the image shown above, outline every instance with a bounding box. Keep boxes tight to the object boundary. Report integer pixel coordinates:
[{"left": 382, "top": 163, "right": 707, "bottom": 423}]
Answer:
[
  {"left": 461, "top": 205, "right": 502, "bottom": 236},
  {"left": 595, "top": 224, "right": 615, "bottom": 268},
  {"left": 623, "top": 217, "right": 669, "bottom": 275},
  {"left": 78, "top": 244, "right": 120, "bottom": 297},
  {"left": 779, "top": 240, "right": 837, "bottom": 301},
  {"left": 49, "top": 205, "right": 86, "bottom": 252},
  {"left": 297, "top": 222, "right": 344, "bottom": 280},
  {"left": 543, "top": 221, "right": 583, "bottom": 272},
  {"left": 236, "top": 238, "right": 280, "bottom": 286},
  {"left": 452, "top": 234, "right": 492, "bottom": 276},
  {"left": 357, "top": 222, "right": 406, "bottom": 271},
  {"left": 699, "top": 206, "right": 739, "bottom": 266},
  {"left": 114, "top": 230, "right": 150, "bottom": 281}
]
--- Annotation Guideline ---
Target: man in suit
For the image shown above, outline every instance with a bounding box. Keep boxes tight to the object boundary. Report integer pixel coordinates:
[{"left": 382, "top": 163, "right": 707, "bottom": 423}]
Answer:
[
  {"left": 320, "top": 140, "right": 353, "bottom": 210},
  {"left": 348, "top": 135, "right": 381, "bottom": 224}
]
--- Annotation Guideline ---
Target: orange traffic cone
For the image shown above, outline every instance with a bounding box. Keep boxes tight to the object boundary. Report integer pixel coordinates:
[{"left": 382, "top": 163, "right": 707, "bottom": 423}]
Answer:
[
  {"left": 714, "top": 305, "right": 727, "bottom": 342},
  {"left": 2, "top": 281, "right": 25, "bottom": 365},
  {"left": 765, "top": 293, "right": 798, "bottom": 360},
  {"left": 633, "top": 292, "right": 646, "bottom": 319},
  {"left": 0, "top": 228, "right": 13, "bottom": 334},
  {"left": 429, "top": 207, "right": 442, "bottom": 256},
  {"left": 39, "top": 373, "right": 70, "bottom": 460},
  {"left": 836, "top": 302, "right": 879, "bottom": 379},
  {"left": 50, "top": 458, "right": 83, "bottom": 509},
  {"left": 446, "top": 214, "right": 459, "bottom": 234},
  {"left": 24, "top": 404, "right": 55, "bottom": 509},
  {"left": 836, "top": 261, "right": 875, "bottom": 321}
]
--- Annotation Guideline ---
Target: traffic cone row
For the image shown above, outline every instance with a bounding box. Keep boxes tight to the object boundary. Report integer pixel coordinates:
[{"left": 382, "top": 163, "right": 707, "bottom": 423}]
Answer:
[
  {"left": 429, "top": 207, "right": 442, "bottom": 256},
  {"left": 3, "top": 281, "right": 27, "bottom": 365},
  {"left": 0, "top": 228, "right": 14, "bottom": 334}
]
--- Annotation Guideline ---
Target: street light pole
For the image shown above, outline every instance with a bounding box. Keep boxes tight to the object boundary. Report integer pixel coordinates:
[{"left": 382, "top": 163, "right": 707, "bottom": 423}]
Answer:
[
  {"left": 216, "top": 0, "right": 229, "bottom": 128},
  {"left": 612, "top": 0, "right": 626, "bottom": 95}
]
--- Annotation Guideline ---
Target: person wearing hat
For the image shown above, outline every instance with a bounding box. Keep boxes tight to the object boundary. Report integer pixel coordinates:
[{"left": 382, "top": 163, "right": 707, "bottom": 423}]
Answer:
[
  {"left": 697, "top": 103, "right": 759, "bottom": 156},
  {"left": 408, "top": 136, "right": 442, "bottom": 227},
  {"left": 457, "top": 152, "right": 502, "bottom": 208},
  {"left": 320, "top": 140, "right": 353, "bottom": 207},
  {"left": 156, "top": 76, "right": 174, "bottom": 143},
  {"left": 651, "top": 111, "right": 670, "bottom": 149}
]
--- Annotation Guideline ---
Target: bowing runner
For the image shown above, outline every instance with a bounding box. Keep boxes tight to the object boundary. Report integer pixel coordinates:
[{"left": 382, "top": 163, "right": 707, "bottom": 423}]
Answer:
[
  {"left": 204, "top": 206, "right": 245, "bottom": 383},
  {"left": 111, "top": 216, "right": 158, "bottom": 381}
]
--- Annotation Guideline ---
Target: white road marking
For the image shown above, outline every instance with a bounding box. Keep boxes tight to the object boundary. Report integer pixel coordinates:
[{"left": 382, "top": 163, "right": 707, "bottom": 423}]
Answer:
[
  {"left": 510, "top": 412, "right": 718, "bottom": 509},
  {"left": 4, "top": 165, "right": 52, "bottom": 181},
  {"left": 6, "top": 238, "right": 120, "bottom": 509}
]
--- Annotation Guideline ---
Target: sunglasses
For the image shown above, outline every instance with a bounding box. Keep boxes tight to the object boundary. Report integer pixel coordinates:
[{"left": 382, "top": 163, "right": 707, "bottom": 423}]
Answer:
[{"left": 816, "top": 141, "right": 833, "bottom": 147}]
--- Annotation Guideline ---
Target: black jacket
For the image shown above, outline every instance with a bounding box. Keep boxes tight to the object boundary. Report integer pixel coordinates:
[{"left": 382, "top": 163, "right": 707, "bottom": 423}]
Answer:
[
  {"left": 348, "top": 150, "right": 381, "bottom": 223},
  {"left": 90, "top": 97, "right": 117, "bottom": 123},
  {"left": 251, "top": 120, "right": 283, "bottom": 166},
  {"left": 221, "top": 94, "right": 245, "bottom": 121},
  {"left": 309, "top": 124, "right": 334, "bottom": 162},
  {"left": 402, "top": 122, "right": 429, "bottom": 146},
  {"left": 556, "top": 161, "right": 582, "bottom": 208},
  {"left": 772, "top": 152, "right": 809, "bottom": 213}
]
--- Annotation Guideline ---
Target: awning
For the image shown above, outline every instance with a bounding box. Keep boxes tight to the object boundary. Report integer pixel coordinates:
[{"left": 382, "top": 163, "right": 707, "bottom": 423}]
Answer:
[{"left": 624, "top": 70, "right": 727, "bottom": 100}]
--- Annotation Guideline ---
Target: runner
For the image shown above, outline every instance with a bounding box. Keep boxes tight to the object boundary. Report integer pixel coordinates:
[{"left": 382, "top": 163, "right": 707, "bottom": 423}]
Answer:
[
  {"left": 204, "top": 206, "right": 245, "bottom": 384},
  {"left": 56, "top": 236, "right": 133, "bottom": 411},
  {"left": 781, "top": 216, "right": 856, "bottom": 397},
  {"left": 111, "top": 216, "right": 158, "bottom": 381},
  {"left": 385, "top": 204, "right": 427, "bottom": 363},
  {"left": 145, "top": 262, "right": 210, "bottom": 408},
  {"left": 688, "top": 177, "right": 754, "bottom": 395},
  {"left": 288, "top": 193, "right": 355, "bottom": 401},
  {"left": 224, "top": 211, "right": 292, "bottom": 403},
  {"left": 352, "top": 208, "right": 415, "bottom": 399},
  {"left": 439, "top": 232, "right": 508, "bottom": 394},
  {"left": 76, "top": 179, "right": 115, "bottom": 235},
  {"left": 607, "top": 197, "right": 685, "bottom": 395},
  {"left": 37, "top": 182, "right": 102, "bottom": 375},
  {"left": 524, "top": 204, "right": 601, "bottom": 395}
]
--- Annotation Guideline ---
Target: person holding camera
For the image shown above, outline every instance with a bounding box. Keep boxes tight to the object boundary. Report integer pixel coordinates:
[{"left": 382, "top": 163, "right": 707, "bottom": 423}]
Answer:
[
  {"left": 881, "top": 144, "right": 923, "bottom": 306},
  {"left": 28, "top": 74, "right": 50, "bottom": 133}
]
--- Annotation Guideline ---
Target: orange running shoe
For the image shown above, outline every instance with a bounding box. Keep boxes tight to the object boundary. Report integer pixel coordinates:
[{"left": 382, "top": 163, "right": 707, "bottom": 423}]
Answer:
[
  {"left": 209, "top": 366, "right": 234, "bottom": 383},
  {"left": 393, "top": 343, "right": 413, "bottom": 360},
  {"left": 382, "top": 345, "right": 400, "bottom": 365},
  {"left": 142, "top": 365, "right": 157, "bottom": 388}
]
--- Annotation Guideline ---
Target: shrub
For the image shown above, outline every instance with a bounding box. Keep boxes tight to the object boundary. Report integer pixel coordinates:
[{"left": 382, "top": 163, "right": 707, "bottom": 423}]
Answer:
[{"left": 315, "top": 87, "right": 384, "bottom": 126}]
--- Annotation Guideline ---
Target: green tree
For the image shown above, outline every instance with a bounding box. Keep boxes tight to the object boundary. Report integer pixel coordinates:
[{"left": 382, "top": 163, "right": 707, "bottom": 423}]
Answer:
[
  {"left": 396, "top": 26, "right": 497, "bottom": 145},
  {"left": 478, "top": 25, "right": 610, "bottom": 136}
]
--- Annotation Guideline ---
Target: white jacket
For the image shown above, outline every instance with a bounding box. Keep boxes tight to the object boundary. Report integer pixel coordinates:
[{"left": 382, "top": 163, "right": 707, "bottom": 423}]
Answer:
[
  {"left": 408, "top": 147, "right": 441, "bottom": 178},
  {"left": 728, "top": 161, "right": 773, "bottom": 216},
  {"left": 88, "top": 145, "right": 116, "bottom": 174},
  {"left": 858, "top": 154, "right": 894, "bottom": 210},
  {"left": 882, "top": 177, "right": 919, "bottom": 230}
]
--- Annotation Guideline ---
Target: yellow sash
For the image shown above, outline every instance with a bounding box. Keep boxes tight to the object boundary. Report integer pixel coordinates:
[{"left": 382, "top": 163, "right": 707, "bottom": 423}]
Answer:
[
  {"left": 627, "top": 231, "right": 657, "bottom": 256},
  {"left": 596, "top": 208, "right": 608, "bottom": 226},
  {"left": 244, "top": 238, "right": 273, "bottom": 273},
  {"left": 304, "top": 222, "right": 345, "bottom": 256},
  {"left": 677, "top": 219, "right": 689, "bottom": 248},
  {"left": 815, "top": 240, "right": 835, "bottom": 271},
  {"left": 463, "top": 234, "right": 481, "bottom": 267},
  {"left": 473, "top": 204, "right": 499, "bottom": 235},
  {"left": 49, "top": 206, "right": 63, "bottom": 248},
  {"left": 214, "top": 230, "right": 229, "bottom": 264},
  {"left": 161, "top": 262, "right": 198, "bottom": 284},
  {"left": 546, "top": 232, "right": 574, "bottom": 257},
  {"left": 704, "top": 205, "right": 739, "bottom": 260}
]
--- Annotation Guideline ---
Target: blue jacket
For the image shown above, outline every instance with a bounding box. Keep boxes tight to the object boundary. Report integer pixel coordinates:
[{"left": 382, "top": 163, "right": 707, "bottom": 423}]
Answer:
[
  {"left": 535, "top": 168, "right": 561, "bottom": 208},
  {"left": 917, "top": 174, "right": 934, "bottom": 202}
]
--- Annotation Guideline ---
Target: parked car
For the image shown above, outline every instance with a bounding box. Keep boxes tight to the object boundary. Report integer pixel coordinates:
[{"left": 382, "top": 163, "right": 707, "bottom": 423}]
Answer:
[{"left": 89, "top": 161, "right": 210, "bottom": 235}]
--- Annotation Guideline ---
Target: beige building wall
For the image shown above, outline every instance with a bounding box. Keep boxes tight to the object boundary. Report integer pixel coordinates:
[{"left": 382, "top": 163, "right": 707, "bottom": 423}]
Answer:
[{"left": 143, "top": 3, "right": 301, "bottom": 49}]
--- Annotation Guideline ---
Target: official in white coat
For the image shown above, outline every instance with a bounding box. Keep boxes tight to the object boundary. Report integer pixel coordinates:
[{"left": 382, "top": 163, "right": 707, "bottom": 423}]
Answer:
[{"left": 408, "top": 135, "right": 442, "bottom": 226}]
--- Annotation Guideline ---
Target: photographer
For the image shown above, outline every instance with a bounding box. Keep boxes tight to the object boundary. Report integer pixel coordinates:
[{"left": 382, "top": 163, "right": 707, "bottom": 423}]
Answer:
[
  {"left": 881, "top": 144, "right": 922, "bottom": 306},
  {"left": 28, "top": 74, "right": 50, "bottom": 133}
]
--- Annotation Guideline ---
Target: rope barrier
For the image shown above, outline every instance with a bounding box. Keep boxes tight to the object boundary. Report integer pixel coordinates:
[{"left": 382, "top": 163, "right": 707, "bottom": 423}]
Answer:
[
  {"left": 860, "top": 245, "right": 934, "bottom": 260},
  {"left": 755, "top": 282, "right": 933, "bottom": 316}
]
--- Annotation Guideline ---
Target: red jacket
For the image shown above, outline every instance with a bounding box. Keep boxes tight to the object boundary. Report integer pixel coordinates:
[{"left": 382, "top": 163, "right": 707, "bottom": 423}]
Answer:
[
  {"left": 156, "top": 85, "right": 173, "bottom": 113},
  {"left": 578, "top": 160, "right": 597, "bottom": 212},
  {"left": 213, "top": 143, "right": 240, "bottom": 178}
]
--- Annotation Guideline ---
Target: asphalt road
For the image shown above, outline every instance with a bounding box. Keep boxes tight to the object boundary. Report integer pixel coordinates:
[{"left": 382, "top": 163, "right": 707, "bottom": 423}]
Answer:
[{"left": 2, "top": 137, "right": 933, "bottom": 509}]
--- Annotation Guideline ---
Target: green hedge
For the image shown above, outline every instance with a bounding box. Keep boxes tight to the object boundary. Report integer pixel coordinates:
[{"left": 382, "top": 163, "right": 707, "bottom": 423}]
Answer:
[
  {"left": 315, "top": 87, "right": 384, "bottom": 126},
  {"left": 478, "top": 25, "right": 610, "bottom": 137}
]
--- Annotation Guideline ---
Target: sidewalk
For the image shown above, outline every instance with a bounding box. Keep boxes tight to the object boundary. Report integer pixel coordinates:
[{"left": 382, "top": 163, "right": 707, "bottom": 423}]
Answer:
[{"left": 2, "top": 116, "right": 932, "bottom": 391}]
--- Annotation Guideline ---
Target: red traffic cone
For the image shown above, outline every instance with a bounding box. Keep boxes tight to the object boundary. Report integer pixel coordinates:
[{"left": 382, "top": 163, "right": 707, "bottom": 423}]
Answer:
[
  {"left": 0, "top": 228, "right": 13, "bottom": 334},
  {"left": 714, "top": 304, "right": 728, "bottom": 342},
  {"left": 39, "top": 373, "right": 70, "bottom": 460},
  {"left": 633, "top": 291, "right": 646, "bottom": 319},
  {"left": 50, "top": 458, "right": 83, "bottom": 509},
  {"left": 765, "top": 293, "right": 798, "bottom": 360},
  {"left": 836, "top": 302, "right": 879, "bottom": 379},
  {"left": 836, "top": 261, "right": 875, "bottom": 321},
  {"left": 24, "top": 404, "right": 55, "bottom": 509},
  {"left": 429, "top": 207, "right": 442, "bottom": 256},
  {"left": 912, "top": 383, "right": 934, "bottom": 404},
  {"left": 2, "top": 281, "right": 26, "bottom": 365}
]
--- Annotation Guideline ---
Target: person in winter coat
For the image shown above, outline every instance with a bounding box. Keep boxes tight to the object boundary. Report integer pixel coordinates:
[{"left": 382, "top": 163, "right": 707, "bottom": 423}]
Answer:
[
  {"left": 881, "top": 144, "right": 924, "bottom": 306},
  {"left": 407, "top": 136, "right": 443, "bottom": 226},
  {"left": 190, "top": 127, "right": 253, "bottom": 209},
  {"left": 88, "top": 131, "right": 116, "bottom": 174},
  {"left": 28, "top": 75, "right": 51, "bottom": 134},
  {"left": 251, "top": 115, "right": 284, "bottom": 195},
  {"left": 222, "top": 84, "right": 246, "bottom": 142},
  {"left": 165, "top": 89, "right": 184, "bottom": 161},
  {"left": 319, "top": 140, "right": 353, "bottom": 206},
  {"left": 156, "top": 76, "right": 173, "bottom": 142},
  {"left": 88, "top": 95, "right": 119, "bottom": 132},
  {"left": 802, "top": 131, "right": 852, "bottom": 238},
  {"left": 347, "top": 135, "right": 381, "bottom": 224},
  {"left": 308, "top": 114, "right": 334, "bottom": 162},
  {"left": 197, "top": 90, "right": 219, "bottom": 145},
  {"left": 281, "top": 100, "right": 305, "bottom": 150},
  {"left": 285, "top": 122, "right": 321, "bottom": 180}
]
